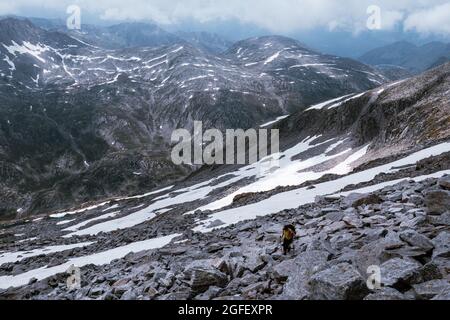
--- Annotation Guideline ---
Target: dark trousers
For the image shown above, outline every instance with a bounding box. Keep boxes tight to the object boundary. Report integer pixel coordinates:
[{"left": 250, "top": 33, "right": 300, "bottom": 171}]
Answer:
[{"left": 282, "top": 238, "right": 293, "bottom": 254}]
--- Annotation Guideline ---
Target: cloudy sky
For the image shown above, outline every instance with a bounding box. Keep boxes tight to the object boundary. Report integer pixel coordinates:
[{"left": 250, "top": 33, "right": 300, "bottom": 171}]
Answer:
[{"left": 1, "top": 0, "right": 449, "bottom": 36}]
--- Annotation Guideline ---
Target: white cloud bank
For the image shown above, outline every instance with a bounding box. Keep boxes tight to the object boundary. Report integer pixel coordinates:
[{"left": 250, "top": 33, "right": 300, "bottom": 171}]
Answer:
[
  {"left": 404, "top": 2, "right": 450, "bottom": 36},
  {"left": 0, "top": 0, "right": 449, "bottom": 35}
]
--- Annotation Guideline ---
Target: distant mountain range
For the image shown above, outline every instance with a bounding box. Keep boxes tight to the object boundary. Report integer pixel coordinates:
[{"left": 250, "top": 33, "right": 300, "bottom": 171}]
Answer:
[
  {"left": 0, "top": 17, "right": 398, "bottom": 217},
  {"left": 359, "top": 41, "right": 450, "bottom": 74},
  {"left": 27, "top": 16, "right": 232, "bottom": 54}
]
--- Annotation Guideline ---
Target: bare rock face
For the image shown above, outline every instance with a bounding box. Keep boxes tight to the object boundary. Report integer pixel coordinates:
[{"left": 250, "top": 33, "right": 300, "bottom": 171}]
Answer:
[
  {"left": 380, "top": 258, "right": 422, "bottom": 288},
  {"left": 350, "top": 194, "right": 383, "bottom": 208},
  {"left": 309, "top": 263, "right": 369, "bottom": 300},
  {"left": 276, "top": 250, "right": 330, "bottom": 300},
  {"left": 186, "top": 267, "right": 229, "bottom": 294},
  {"left": 425, "top": 190, "right": 450, "bottom": 214},
  {"left": 364, "top": 288, "right": 405, "bottom": 300},
  {"left": 432, "top": 287, "right": 450, "bottom": 300},
  {"left": 412, "top": 280, "right": 450, "bottom": 300},
  {"left": 432, "top": 232, "right": 450, "bottom": 259},
  {"left": 399, "top": 230, "right": 434, "bottom": 252},
  {"left": 439, "top": 176, "right": 450, "bottom": 191}
]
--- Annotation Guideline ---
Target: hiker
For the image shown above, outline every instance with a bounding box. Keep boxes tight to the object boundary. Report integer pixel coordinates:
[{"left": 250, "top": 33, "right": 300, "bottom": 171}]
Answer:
[{"left": 281, "top": 224, "right": 296, "bottom": 255}]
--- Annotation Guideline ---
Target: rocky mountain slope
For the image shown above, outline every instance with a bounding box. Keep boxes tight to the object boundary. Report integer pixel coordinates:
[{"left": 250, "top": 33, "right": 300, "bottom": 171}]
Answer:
[
  {"left": 0, "top": 18, "right": 391, "bottom": 218},
  {"left": 359, "top": 41, "right": 450, "bottom": 74},
  {"left": 26, "top": 17, "right": 232, "bottom": 54},
  {"left": 0, "top": 63, "right": 448, "bottom": 300},
  {"left": 175, "top": 31, "right": 232, "bottom": 54},
  {"left": 2, "top": 175, "right": 449, "bottom": 300}
]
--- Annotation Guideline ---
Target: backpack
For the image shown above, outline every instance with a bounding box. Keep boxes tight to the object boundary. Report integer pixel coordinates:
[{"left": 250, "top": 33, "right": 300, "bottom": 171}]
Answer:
[{"left": 282, "top": 225, "right": 296, "bottom": 241}]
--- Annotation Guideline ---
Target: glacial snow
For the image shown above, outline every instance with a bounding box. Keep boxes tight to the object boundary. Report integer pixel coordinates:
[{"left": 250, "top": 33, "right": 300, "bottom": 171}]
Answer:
[
  {"left": 0, "top": 234, "right": 180, "bottom": 289},
  {"left": 59, "top": 138, "right": 450, "bottom": 237},
  {"left": 264, "top": 50, "right": 282, "bottom": 65},
  {"left": 3, "top": 41, "right": 49, "bottom": 63},
  {"left": 193, "top": 142, "right": 450, "bottom": 232},
  {"left": 331, "top": 169, "right": 450, "bottom": 198},
  {"left": 260, "top": 115, "right": 290, "bottom": 128},
  {"left": 62, "top": 211, "right": 119, "bottom": 233},
  {"left": 50, "top": 201, "right": 112, "bottom": 219},
  {"left": 0, "top": 242, "right": 94, "bottom": 266},
  {"left": 188, "top": 137, "right": 368, "bottom": 213},
  {"left": 306, "top": 94, "right": 354, "bottom": 111}
]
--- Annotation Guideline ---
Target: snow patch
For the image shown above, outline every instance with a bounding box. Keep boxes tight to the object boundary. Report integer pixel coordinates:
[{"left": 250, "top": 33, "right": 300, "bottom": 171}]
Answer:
[
  {"left": 0, "top": 234, "right": 180, "bottom": 289},
  {"left": 0, "top": 242, "right": 94, "bottom": 266},
  {"left": 264, "top": 51, "right": 282, "bottom": 65},
  {"left": 193, "top": 142, "right": 450, "bottom": 232}
]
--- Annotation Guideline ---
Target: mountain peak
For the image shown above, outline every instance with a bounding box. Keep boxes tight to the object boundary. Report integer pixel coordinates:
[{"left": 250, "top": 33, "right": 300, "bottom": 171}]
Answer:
[
  {"left": 0, "top": 17, "right": 43, "bottom": 44},
  {"left": 231, "top": 35, "right": 310, "bottom": 51}
]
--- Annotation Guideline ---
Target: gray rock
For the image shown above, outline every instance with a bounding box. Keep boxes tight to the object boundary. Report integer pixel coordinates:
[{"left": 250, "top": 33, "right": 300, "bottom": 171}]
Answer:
[
  {"left": 241, "top": 281, "right": 268, "bottom": 297},
  {"left": 279, "top": 250, "right": 330, "bottom": 300},
  {"left": 408, "top": 262, "right": 443, "bottom": 284},
  {"left": 400, "top": 216, "right": 427, "bottom": 228},
  {"left": 322, "top": 221, "right": 347, "bottom": 234},
  {"left": 330, "top": 233, "right": 353, "bottom": 251},
  {"left": 428, "top": 212, "right": 450, "bottom": 226},
  {"left": 343, "top": 213, "right": 363, "bottom": 228},
  {"left": 157, "top": 291, "right": 191, "bottom": 300},
  {"left": 412, "top": 280, "right": 450, "bottom": 299},
  {"left": 431, "top": 287, "right": 450, "bottom": 300},
  {"left": 112, "top": 278, "right": 130, "bottom": 288},
  {"left": 213, "top": 295, "right": 244, "bottom": 301},
  {"left": 362, "top": 215, "right": 387, "bottom": 225},
  {"left": 408, "top": 194, "right": 424, "bottom": 206},
  {"left": 325, "top": 211, "right": 344, "bottom": 222},
  {"left": 342, "top": 193, "right": 370, "bottom": 208},
  {"left": 194, "top": 286, "right": 223, "bottom": 300},
  {"left": 88, "top": 286, "right": 105, "bottom": 298},
  {"left": 211, "top": 258, "right": 231, "bottom": 275},
  {"left": 207, "top": 220, "right": 226, "bottom": 229},
  {"left": 350, "top": 193, "right": 383, "bottom": 208},
  {"left": 309, "top": 263, "right": 369, "bottom": 300},
  {"left": 189, "top": 267, "right": 228, "bottom": 293},
  {"left": 431, "top": 257, "right": 450, "bottom": 279},
  {"left": 112, "top": 284, "right": 132, "bottom": 297},
  {"left": 158, "top": 272, "right": 175, "bottom": 288},
  {"left": 380, "top": 258, "right": 422, "bottom": 287},
  {"left": 353, "top": 231, "right": 403, "bottom": 275},
  {"left": 432, "top": 232, "right": 450, "bottom": 258},
  {"left": 244, "top": 251, "right": 267, "bottom": 273},
  {"left": 273, "top": 259, "right": 296, "bottom": 281},
  {"left": 364, "top": 288, "right": 405, "bottom": 300},
  {"left": 425, "top": 190, "right": 450, "bottom": 214},
  {"left": 438, "top": 176, "right": 450, "bottom": 191},
  {"left": 386, "top": 191, "right": 403, "bottom": 202},
  {"left": 144, "top": 286, "right": 159, "bottom": 299},
  {"left": 399, "top": 230, "right": 434, "bottom": 251},
  {"left": 103, "top": 292, "right": 119, "bottom": 300},
  {"left": 120, "top": 289, "right": 138, "bottom": 300},
  {"left": 159, "top": 246, "right": 188, "bottom": 256}
]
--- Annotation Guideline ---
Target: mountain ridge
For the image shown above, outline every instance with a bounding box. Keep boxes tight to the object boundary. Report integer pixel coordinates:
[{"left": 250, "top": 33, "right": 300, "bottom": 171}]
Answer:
[{"left": 359, "top": 41, "right": 450, "bottom": 74}]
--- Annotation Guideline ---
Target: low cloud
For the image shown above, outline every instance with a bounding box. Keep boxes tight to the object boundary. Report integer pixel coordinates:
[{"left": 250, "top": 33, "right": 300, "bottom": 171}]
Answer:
[
  {"left": 1, "top": 0, "right": 449, "bottom": 36},
  {"left": 404, "top": 2, "right": 450, "bottom": 36}
]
